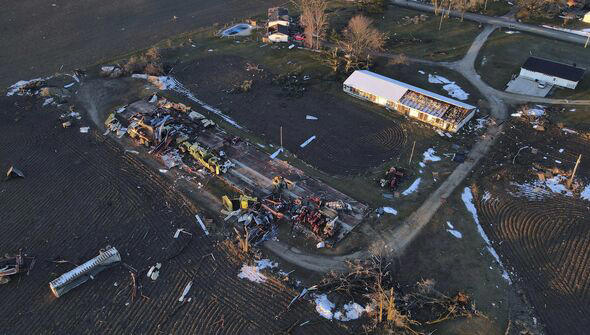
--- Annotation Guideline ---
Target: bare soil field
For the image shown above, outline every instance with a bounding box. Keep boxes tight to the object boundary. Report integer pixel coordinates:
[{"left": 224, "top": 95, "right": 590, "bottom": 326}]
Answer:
[
  {"left": 0, "top": 94, "right": 346, "bottom": 335},
  {"left": 0, "top": 0, "right": 282, "bottom": 88},
  {"left": 174, "top": 54, "right": 411, "bottom": 175},
  {"left": 471, "top": 113, "right": 590, "bottom": 335}
]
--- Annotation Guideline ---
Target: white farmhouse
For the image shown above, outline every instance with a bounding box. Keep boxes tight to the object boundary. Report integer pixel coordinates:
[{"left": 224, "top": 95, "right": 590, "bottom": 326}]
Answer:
[
  {"left": 343, "top": 70, "right": 476, "bottom": 133},
  {"left": 519, "top": 57, "right": 585, "bottom": 90}
]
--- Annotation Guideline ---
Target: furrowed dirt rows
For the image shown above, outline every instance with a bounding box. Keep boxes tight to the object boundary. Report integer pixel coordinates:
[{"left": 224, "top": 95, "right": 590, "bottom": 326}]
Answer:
[
  {"left": 0, "top": 96, "right": 345, "bottom": 334},
  {"left": 473, "top": 190, "right": 590, "bottom": 335},
  {"left": 469, "top": 118, "right": 590, "bottom": 335}
]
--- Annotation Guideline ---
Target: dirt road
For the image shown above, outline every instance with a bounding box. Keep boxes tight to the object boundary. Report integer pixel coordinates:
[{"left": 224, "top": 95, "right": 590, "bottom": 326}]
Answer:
[{"left": 0, "top": 0, "right": 280, "bottom": 88}]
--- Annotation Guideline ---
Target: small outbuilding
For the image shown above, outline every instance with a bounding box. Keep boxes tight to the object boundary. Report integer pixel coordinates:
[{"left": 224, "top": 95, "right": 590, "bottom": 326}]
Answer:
[
  {"left": 343, "top": 70, "right": 477, "bottom": 133},
  {"left": 268, "top": 7, "right": 289, "bottom": 27},
  {"left": 268, "top": 25, "right": 289, "bottom": 43},
  {"left": 519, "top": 56, "right": 585, "bottom": 89}
]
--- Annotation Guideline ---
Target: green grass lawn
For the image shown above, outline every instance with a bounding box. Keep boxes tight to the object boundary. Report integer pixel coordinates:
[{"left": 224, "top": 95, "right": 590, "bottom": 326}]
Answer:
[{"left": 475, "top": 30, "right": 590, "bottom": 100}]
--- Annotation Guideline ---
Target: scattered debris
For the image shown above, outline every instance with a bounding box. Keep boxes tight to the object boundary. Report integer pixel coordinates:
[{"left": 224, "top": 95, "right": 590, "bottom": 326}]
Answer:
[
  {"left": 5, "top": 166, "right": 25, "bottom": 180},
  {"left": 147, "top": 263, "right": 162, "bottom": 281},
  {"left": 49, "top": 246, "right": 121, "bottom": 297},
  {"left": 178, "top": 281, "right": 192, "bottom": 302},
  {"left": 195, "top": 214, "right": 209, "bottom": 236},
  {"left": 237, "top": 259, "right": 277, "bottom": 283},
  {"left": 378, "top": 167, "right": 405, "bottom": 191},
  {"left": 270, "top": 148, "right": 283, "bottom": 159},
  {"left": 305, "top": 115, "right": 318, "bottom": 120},
  {"left": 0, "top": 250, "right": 35, "bottom": 285},
  {"left": 79, "top": 127, "right": 90, "bottom": 133},
  {"left": 300, "top": 135, "right": 316, "bottom": 148}
]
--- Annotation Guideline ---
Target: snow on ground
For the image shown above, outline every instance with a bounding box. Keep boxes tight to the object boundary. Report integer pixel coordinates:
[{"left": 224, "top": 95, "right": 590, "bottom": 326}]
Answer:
[
  {"left": 511, "top": 106, "right": 545, "bottom": 118},
  {"left": 446, "top": 221, "right": 462, "bottom": 239},
  {"left": 505, "top": 30, "right": 520, "bottom": 34},
  {"left": 313, "top": 295, "right": 369, "bottom": 321},
  {"left": 314, "top": 294, "right": 336, "bottom": 319},
  {"left": 510, "top": 175, "right": 573, "bottom": 200},
  {"left": 420, "top": 148, "right": 441, "bottom": 167},
  {"left": 334, "top": 302, "right": 370, "bottom": 321},
  {"left": 427, "top": 74, "right": 469, "bottom": 100},
  {"left": 238, "top": 259, "right": 278, "bottom": 283},
  {"left": 381, "top": 207, "right": 398, "bottom": 215},
  {"left": 6, "top": 77, "right": 48, "bottom": 96},
  {"left": 402, "top": 178, "right": 421, "bottom": 196},
  {"left": 582, "top": 184, "right": 590, "bottom": 202},
  {"left": 462, "top": 188, "right": 511, "bottom": 283}
]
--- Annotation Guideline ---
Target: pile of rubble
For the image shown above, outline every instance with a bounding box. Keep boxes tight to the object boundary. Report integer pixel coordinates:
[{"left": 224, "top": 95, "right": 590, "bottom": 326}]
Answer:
[
  {"left": 224, "top": 188, "right": 353, "bottom": 247},
  {"left": 377, "top": 166, "right": 405, "bottom": 192},
  {"left": 105, "top": 96, "right": 234, "bottom": 174}
]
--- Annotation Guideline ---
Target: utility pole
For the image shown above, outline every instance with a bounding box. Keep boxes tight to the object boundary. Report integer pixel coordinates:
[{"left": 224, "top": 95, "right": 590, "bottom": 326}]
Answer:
[
  {"left": 567, "top": 154, "right": 582, "bottom": 189},
  {"left": 585, "top": 33, "right": 589, "bottom": 49},
  {"left": 280, "top": 126, "right": 283, "bottom": 150},
  {"left": 408, "top": 141, "right": 416, "bottom": 165}
]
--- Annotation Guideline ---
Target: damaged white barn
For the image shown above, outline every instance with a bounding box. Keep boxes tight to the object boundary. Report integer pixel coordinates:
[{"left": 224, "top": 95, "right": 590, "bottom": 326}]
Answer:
[{"left": 343, "top": 70, "right": 477, "bottom": 132}]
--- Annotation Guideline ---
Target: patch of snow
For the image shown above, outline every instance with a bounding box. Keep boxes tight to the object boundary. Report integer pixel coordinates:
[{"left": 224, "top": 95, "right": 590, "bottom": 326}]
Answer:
[
  {"left": 237, "top": 259, "right": 278, "bottom": 283},
  {"left": 446, "top": 221, "right": 454, "bottom": 229},
  {"left": 402, "top": 178, "right": 421, "bottom": 196},
  {"left": 428, "top": 74, "right": 469, "bottom": 100},
  {"left": 6, "top": 77, "right": 49, "bottom": 96},
  {"left": 159, "top": 169, "right": 168, "bottom": 173},
  {"left": 314, "top": 294, "right": 335, "bottom": 319},
  {"left": 559, "top": 148, "right": 564, "bottom": 153},
  {"left": 300, "top": 135, "right": 316, "bottom": 148},
  {"left": 306, "top": 115, "right": 318, "bottom": 120},
  {"left": 505, "top": 30, "right": 520, "bottom": 34},
  {"left": 462, "top": 188, "right": 511, "bottom": 283},
  {"left": 511, "top": 175, "right": 572, "bottom": 200},
  {"left": 79, "top": 127, "right": 90, "bottom": 133},
  {"left": 270, "top": 148, "right": 283, "bottom": 159},
  {"left": 422, "top": 148, "right": 441, "bottom": 166},
  {"left": 64, "top": 82, "right": 75, "bottom": 88},
  {"left": 447, "top": 229, "right": 463, "bottom": 239},
  {"left": 382, "top": 207, "right": 398, "bottom": 215},
  {"left": 334, "top": 302, "right": 368, "bottom": 321},
  {"left": 418, "top": 70, "right": 425, "bottom": 75},
  {"left": 555, "top": 160, "right": 561, "bottom": 164},
  {"left": 581, "top": 184, "right": 590, "bottom": 201}
]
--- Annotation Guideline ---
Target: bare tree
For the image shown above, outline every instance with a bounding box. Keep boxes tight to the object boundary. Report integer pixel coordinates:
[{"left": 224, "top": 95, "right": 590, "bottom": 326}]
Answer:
[
  {"left": 300, "top": 0, "right": 328, "bottom": 49},
  {"left": 338, "top": 15, "right": 386, "bottom": 70}
]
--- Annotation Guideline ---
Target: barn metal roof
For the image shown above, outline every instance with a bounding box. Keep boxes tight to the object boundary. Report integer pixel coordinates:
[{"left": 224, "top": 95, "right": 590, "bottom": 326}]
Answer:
[
  {"left": 343, "top": 70, "right": 476, "bottom": 111},
  {"left": 522, "top": 57, "right": 585, "bottom": 82}
]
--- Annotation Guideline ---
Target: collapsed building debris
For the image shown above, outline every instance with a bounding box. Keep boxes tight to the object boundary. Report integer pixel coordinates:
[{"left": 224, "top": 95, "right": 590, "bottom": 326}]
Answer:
[
  {"left": 0, "top": 250, "right": 35, "bottom": 285},
  {"left": 49, "top": 246, "right": 121, "bottom": 297},
  {"left": 104, "top": 97, "right": 231, "bottom": 175}
]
